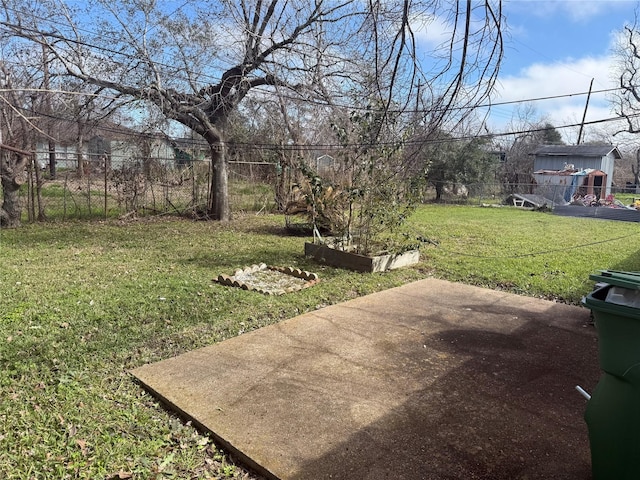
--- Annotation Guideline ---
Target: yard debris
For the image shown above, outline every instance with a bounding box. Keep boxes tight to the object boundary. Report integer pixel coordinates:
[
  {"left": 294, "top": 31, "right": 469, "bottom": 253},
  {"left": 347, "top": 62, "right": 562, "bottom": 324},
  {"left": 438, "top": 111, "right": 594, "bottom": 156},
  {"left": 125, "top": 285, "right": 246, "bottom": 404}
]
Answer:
[
  {"left": 569, "top": 193, "right": 637, "bottom": 210},
  {"left": 505, "top": 194, "right": 555, "bottom": 209},
  {"left": 554, "top": 195, "right": 640, "bottom": 222}
]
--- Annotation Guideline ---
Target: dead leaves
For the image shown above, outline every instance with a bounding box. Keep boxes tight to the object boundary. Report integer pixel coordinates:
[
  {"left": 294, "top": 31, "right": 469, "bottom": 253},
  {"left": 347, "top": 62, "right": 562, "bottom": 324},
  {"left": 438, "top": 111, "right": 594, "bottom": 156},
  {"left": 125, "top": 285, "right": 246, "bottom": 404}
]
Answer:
[
  {"left": 106, "top": 471, "right": 133, "bottom": 480},
  {"left": 75, "top": 438, "right": 89, "bottom": 456}
]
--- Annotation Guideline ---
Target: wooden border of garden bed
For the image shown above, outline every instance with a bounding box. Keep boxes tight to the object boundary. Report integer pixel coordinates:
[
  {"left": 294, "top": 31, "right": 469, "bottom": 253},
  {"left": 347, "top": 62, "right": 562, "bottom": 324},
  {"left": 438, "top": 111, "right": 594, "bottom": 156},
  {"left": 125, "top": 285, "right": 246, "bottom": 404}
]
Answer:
[{"left": 304, "top": 242, "right": 420, "bottom": 273}]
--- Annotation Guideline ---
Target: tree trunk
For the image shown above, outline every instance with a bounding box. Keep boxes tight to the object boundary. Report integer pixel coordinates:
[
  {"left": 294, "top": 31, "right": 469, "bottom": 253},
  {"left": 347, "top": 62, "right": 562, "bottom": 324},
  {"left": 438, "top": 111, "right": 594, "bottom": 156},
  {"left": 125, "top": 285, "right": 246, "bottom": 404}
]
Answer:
[
  {"left": 275, "top": 148, "right": 293, "bottom": 212},
  {"left": 276, "top": 158, "right": 288, "bottom": 212},
  {"left": 0, "top": 151, "right": 29, "bottom": 227},
  {"left": 207, "top": 140, "right": 230, "bottom": 221},
  {"left": 434, "top": 182, "right": 443, "bottom": 202},
  {"left": 634, "top": 149, "right": 640, "bottom": 190},
  {"left": 43, "top": 44, "right": 56, "bottom": 180},
  {"left": 0, "top": 180, "right": 23, "bottom": 227},
  {"left": 48, "top": 139, "right": 56, "bottom": 179},
  {"left": 77, "top": 123, "right": 85, "bottom": 179},
  {"left": 33, "top": 154, "right": 45, "bottom": 221}
]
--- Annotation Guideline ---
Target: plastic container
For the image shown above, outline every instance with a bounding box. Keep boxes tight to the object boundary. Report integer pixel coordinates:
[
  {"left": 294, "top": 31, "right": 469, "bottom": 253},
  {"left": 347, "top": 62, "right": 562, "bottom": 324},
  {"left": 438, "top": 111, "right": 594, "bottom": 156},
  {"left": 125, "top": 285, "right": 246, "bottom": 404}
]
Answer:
[
  {"left": 584, "top": 283, "right": 640, "bottom": 380},
  {"left": 582, "top": 270, "right": 640, "bottom": 480},
  {"left": 584, "top": 374, "right": 640, "bottom": 480}
]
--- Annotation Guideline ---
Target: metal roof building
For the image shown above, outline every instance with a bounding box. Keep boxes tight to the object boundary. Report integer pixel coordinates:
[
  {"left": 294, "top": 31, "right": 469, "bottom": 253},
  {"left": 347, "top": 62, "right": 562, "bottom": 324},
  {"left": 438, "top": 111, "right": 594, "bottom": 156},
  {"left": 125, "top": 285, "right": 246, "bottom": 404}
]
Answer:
[{"left": 531, "top": 145, "right": 622, "bottom": 197}]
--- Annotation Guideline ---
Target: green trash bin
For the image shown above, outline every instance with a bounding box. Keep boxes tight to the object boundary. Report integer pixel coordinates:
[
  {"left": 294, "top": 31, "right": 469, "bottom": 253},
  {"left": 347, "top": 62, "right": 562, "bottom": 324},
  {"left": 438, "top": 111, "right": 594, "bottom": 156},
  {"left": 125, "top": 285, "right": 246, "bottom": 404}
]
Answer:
[{"left": 583, "top": 270, "right": 640, "bottom": 480}]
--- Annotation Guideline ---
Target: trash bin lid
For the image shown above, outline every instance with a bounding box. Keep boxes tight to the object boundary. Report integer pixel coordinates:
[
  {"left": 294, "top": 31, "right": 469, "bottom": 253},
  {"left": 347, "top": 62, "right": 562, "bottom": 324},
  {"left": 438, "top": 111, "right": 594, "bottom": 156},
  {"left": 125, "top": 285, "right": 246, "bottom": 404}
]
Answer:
[{"left": 589, "top": 270, "right": 640, "bottom": 290}]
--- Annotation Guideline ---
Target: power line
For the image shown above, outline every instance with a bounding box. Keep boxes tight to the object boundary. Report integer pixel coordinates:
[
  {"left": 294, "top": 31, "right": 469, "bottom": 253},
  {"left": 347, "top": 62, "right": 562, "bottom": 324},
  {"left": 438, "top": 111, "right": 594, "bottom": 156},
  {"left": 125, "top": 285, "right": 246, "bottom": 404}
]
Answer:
[
  {"left": 0, "top": 11, "right": 623, "bottom": 116},
  {"left": 12, "top": 98, "right": 638, "bottom": 151},
  {"left": 247, "top": 85, "right": 621, "bottom": 115},
  {"left": 223, "top": 114, "right": 637, "bottom": 151},
  {"left": 0, "top": 81, "right": 625, "bottom": 119},
  {"left": 0, "top": 11, "right": 634, "bottom": 147}
]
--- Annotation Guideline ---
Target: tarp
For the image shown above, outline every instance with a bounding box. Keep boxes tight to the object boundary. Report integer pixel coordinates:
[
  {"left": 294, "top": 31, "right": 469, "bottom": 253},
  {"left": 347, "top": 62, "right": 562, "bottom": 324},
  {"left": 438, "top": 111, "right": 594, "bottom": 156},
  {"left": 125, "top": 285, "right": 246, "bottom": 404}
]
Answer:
[{"left": 563, "top": 169, "right": 595, "bottom": 202}]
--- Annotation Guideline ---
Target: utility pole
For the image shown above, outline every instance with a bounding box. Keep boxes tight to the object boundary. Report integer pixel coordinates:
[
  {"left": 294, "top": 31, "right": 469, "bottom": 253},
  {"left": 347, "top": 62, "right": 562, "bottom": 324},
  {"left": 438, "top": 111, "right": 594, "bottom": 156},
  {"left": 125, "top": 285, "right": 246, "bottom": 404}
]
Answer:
[{"left": 577, "top": 78, "right": 594, "bottom": 145}]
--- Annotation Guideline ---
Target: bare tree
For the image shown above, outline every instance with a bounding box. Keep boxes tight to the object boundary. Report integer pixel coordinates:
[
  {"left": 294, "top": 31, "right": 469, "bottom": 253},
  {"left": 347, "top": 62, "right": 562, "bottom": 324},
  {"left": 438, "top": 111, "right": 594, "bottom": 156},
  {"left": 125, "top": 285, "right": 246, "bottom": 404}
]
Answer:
[
  {"left": 36, "top": 78, "right": 117, "bottom": 180},
  {"left": 612, "top": 11, "right": 640, "bottom": 136},
  {"left": 488, "top": 102, "right": 565, "bottom": 194},
  {"left": 632, "top": 148, "right": 640, "bottom": 191},
  {"left": 1, "top": 0, "right": 503, "bottom": 221},
  {"left": 0, "top": 61, "right": 35, "bottom": 226},
  {"left": 611, "top": 12, "right": 640, "bottom": 193},
  {"left": 0, "top": 145, "right": 30, "bottom": 226}
]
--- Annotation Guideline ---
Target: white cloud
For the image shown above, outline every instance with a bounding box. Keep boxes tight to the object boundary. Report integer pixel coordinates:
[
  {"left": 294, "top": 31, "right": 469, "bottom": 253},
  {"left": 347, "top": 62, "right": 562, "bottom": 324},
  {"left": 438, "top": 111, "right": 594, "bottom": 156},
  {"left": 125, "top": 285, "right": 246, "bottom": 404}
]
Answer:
[
  {"left": 469, "top": 1, "right": 640, "bottom": 145},
  {"left": 549, "top": 1, "right": 612, "bottom": 22},
  {"left": 489, "top": 55, "right": 620, "bottom": 138},
  {"left": 410, "top": 13, "right": 453, "bottom": 49},
  {"left": 496, "top": 56, "right": 614, "bottom": 101},
  {"left": 411, "top": 5, "right": 499, "bottom": 50}
]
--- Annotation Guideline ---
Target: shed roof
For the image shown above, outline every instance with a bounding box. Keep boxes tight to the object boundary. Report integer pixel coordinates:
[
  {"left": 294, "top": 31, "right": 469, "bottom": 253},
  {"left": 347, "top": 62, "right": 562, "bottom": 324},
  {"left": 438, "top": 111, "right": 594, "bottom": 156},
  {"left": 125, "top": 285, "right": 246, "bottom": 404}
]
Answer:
[{"left": 531, "top": 144, "right": 622, "bottom": 159}]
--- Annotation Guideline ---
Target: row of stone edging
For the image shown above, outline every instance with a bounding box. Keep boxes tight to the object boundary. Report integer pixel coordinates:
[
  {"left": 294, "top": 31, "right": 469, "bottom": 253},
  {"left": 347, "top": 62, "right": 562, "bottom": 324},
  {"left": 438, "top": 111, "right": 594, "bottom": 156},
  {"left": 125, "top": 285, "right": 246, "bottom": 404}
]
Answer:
[
  {"left": 214, "top": 264, "right": 319, "bottom": 295},
  {"left": 268, "top": 266, "right": 319, "bottom": 282}
]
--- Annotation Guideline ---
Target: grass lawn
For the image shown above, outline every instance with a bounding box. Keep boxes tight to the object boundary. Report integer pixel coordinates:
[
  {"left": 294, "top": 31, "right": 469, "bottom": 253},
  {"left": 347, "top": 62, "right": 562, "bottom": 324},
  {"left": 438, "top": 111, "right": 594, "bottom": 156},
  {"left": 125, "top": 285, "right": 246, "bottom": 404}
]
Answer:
[
  {"left": 415, "top": 205, "right": 640, "bottom": 302},
  {"left": 1, "top": 205, "right": 639, "bottom": 479}
]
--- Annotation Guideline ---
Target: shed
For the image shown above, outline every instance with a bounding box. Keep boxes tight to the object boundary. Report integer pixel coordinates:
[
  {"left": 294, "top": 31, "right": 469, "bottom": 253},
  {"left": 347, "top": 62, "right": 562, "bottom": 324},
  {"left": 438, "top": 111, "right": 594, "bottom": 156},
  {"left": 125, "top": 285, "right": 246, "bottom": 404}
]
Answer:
[
  {"left": 533, "top": 167, "right": 608, "bottom": 204},
  {"left": 531, "top": 144, "right": 621, "bottom": 197}
]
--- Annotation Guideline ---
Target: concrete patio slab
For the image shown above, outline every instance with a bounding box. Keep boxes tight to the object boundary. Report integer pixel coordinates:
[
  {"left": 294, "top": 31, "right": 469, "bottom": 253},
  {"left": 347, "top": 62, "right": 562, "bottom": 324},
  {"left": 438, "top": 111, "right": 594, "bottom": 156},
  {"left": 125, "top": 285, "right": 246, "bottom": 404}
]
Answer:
[{"left": 131, "top": 278, "right": 600, "bottom": 480}]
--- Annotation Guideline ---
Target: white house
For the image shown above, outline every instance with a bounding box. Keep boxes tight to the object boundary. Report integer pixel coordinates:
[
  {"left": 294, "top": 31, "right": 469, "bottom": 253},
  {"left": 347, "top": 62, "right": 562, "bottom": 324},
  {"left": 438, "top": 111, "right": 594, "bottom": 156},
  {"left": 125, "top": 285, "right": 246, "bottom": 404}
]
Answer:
[{"left": 35, "top": 123, "right": 182, "bottom": 172}]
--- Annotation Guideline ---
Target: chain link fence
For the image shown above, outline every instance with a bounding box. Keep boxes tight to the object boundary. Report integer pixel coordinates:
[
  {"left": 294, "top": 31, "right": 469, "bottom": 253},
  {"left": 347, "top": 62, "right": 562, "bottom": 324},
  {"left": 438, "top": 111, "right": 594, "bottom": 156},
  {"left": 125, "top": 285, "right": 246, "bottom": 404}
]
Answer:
[
  {"left": 420, "top": 182, "right": 535, "bottom": 205},
  {"left": 423, "top": 181, "right": 640, "bottom": 207},
  {"left": 13, "top": 160, "right": 279, "bottom": 222},
  {"left": 8, "top": 161, "right": 639, "bottom": 223}
]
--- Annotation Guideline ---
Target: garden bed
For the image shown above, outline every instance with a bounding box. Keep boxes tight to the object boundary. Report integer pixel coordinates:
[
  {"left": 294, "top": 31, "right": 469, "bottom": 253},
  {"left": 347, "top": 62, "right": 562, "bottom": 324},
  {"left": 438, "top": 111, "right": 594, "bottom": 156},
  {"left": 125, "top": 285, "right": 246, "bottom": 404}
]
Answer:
[{"left": 304, "top": 242, "right": 420, "bottom": 273}]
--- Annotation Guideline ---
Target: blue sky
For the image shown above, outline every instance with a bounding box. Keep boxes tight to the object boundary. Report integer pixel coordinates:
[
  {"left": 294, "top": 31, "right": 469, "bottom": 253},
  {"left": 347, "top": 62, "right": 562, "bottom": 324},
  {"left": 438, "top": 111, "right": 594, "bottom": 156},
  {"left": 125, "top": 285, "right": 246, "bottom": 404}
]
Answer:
[
  {"left": 490, "top": 0, "right": 638, "bottom": 143},
  {"left": 141, "top": 1, "right": 638, "bottom": 144},
  {"left": 55, "top": 0, "right": 640, "bottom": 145}
]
